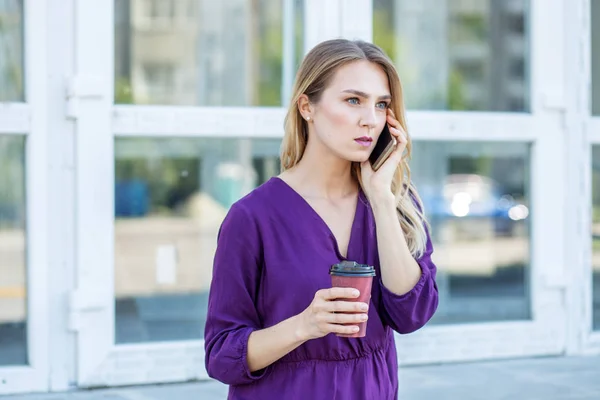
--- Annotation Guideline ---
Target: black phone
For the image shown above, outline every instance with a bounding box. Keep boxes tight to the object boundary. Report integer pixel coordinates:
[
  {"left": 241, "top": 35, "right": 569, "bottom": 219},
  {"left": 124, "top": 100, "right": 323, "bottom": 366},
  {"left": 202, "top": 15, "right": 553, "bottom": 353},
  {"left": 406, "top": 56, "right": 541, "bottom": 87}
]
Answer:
[{"left": 369, "top": 123, "right": 397, "bottom": 171}]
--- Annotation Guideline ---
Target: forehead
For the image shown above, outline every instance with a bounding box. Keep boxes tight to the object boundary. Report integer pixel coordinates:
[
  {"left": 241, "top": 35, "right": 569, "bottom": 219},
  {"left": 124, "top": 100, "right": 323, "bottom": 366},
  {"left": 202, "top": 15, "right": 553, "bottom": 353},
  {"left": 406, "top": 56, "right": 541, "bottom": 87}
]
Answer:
[{"left": 327, "top": 60, "right": 390, "bottom": 96}]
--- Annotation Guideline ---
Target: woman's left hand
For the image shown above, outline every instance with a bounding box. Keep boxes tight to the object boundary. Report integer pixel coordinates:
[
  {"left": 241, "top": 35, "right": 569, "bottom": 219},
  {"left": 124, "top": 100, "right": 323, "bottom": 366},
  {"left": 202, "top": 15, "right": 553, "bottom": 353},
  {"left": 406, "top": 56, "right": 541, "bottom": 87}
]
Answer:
[{"left": 360, "top": 108, "right": 408, "bottom": 203}]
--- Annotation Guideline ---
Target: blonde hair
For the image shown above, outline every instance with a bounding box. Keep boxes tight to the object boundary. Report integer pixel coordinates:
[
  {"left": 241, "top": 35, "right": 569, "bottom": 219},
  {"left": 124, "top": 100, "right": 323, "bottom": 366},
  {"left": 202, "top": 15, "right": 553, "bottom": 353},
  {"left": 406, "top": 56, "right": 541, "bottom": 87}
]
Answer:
[{"left": 280, "top": 39, "right": 429, "bottom": 258}]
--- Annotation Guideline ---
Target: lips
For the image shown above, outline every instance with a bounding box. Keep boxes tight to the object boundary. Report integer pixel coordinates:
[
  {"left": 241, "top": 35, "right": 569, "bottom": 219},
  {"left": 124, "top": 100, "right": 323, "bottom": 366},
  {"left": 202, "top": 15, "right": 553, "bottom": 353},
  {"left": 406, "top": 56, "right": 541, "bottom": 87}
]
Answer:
[{"left": 354, "top": 136, "right": 373, "bottom": 147}]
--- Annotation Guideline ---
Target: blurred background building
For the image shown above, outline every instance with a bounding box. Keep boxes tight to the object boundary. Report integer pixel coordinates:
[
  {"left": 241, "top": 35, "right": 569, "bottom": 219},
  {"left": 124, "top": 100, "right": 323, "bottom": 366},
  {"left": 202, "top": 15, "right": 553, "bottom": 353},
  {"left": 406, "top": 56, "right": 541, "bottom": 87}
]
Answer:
[{"left": 0, "top": 0, "right": 598, "bottom": 395}]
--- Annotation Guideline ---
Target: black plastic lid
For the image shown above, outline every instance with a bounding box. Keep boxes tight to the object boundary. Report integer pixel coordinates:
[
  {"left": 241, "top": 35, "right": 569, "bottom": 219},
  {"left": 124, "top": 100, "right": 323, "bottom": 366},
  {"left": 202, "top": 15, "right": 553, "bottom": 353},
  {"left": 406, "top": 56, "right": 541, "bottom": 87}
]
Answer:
[{"left": 330, "top": 261, "right": 376, "bottom": 277}]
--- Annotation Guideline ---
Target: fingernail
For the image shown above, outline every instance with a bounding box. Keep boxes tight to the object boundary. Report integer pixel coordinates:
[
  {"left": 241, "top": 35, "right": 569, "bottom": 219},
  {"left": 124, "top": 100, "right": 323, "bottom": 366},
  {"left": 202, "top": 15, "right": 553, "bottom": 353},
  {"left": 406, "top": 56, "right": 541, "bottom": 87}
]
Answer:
[
  {"left": 353, "top": 290, "right": 360, "bottom": 297},
  {"left": 360, "top": 304, "right": 368, "bottom": 311}
]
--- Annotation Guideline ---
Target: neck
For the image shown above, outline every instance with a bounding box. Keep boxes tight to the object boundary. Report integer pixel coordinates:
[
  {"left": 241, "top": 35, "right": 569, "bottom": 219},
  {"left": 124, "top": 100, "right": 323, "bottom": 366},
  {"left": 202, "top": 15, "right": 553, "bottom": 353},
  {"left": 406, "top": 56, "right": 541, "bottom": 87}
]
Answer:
[{"left": 283, "top": 138, "right": 357, "bottom": 200}]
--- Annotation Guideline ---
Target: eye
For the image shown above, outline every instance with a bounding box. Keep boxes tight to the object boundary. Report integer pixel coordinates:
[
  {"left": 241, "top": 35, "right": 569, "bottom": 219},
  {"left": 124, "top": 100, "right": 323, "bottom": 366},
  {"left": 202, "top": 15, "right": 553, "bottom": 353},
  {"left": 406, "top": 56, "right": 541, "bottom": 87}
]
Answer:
[
  {"left": 346, "top": 97, "right": 360, "bottom": 105},
  {"left": 376, "top": 101, "right": 389, "bottom": 109}
]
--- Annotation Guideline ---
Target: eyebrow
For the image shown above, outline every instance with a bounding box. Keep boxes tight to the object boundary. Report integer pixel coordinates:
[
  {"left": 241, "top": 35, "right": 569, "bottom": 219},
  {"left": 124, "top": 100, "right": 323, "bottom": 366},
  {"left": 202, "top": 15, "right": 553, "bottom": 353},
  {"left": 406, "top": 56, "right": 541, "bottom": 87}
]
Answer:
[{"left": 342, "top": 89, "right": 391, "bottom": 101}]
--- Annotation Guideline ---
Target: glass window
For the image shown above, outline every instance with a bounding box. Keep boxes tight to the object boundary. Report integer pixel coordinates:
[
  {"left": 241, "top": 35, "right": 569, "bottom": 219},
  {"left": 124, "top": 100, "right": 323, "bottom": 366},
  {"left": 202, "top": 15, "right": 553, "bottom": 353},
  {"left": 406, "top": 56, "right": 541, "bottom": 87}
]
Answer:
[
  {"left": 373, "top": 0, "right": 530, "bottom": 112},
  {"left": 142, "top": 0, "right": 176, "bottom": 26},
  {"left": 591, "top": 146, "right": 600, "bottom": 331},
  {"left": 114, "top": 0, "right": 304, "bottom": 106},
  {"left": 411, "top": 141, "right": 531, "bottom": 324},
  {"left": 0, "top": 135, "right": 27, "bottom": 365},
  {"left": 593, "top": 0, "right": 600, "bottom": 115},
  {"left": 0, "top": 0, "right": 24, "bottom": 102},
  {"left": 114, "top": 137, "right": 281, "bottom": 343},
  {"left": 114, "top": 138, "right": 532, "bottom": 338}
]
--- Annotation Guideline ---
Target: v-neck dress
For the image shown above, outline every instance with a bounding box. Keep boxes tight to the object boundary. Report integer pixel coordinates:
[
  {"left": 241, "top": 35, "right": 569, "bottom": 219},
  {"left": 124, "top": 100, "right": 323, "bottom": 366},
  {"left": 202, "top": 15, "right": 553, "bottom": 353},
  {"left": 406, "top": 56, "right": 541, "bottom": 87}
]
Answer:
[{"left": 204, "top": 177, "right": 439, "bottom": 400}]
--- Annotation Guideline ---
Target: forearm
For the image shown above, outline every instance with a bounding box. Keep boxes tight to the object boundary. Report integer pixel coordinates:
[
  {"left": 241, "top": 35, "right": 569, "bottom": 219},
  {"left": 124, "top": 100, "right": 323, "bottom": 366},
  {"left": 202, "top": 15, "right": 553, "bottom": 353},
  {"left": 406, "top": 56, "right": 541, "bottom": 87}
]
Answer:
[
  {"left": 246, "top": 314, "right": 306, "bottom": 373},
  {"left": 372, "top": 195, "right": 422, "bottom": 295}
]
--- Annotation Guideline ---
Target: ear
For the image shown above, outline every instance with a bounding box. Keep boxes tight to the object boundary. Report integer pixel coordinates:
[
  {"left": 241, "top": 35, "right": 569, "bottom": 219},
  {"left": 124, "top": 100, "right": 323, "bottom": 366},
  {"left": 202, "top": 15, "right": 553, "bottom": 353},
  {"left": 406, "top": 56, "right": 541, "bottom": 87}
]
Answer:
[{"left": 297, "top": 94, "right": 313, "bottom": 121}]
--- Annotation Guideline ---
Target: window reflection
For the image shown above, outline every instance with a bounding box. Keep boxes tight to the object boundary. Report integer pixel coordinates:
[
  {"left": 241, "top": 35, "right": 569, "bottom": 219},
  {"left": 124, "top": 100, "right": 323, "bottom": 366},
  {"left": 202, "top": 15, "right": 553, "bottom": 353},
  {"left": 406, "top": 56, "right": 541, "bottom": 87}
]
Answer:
[
  {"left": 114, "top": 137, "right": 532, "bottom": 342},
  {"left": 0, "top": 135, "right": 27, "bottom": 365},
  {"left": 114, "top": 0, "right": 304, "bottom": 106},
  {"left": 373, "top": 0, "right": 530, "bottom": 112},
  {"left": 114, "top": 137, "right": 280, "bottom": 343},
  {"left": 591, "top": 146, "right": 600, "bottom": 331},
  {"left": 412, "top": 142, "right": 531, "bottom": 324},
  {"left": 0, "top": 0, "right": 24, "bottom": 102}
]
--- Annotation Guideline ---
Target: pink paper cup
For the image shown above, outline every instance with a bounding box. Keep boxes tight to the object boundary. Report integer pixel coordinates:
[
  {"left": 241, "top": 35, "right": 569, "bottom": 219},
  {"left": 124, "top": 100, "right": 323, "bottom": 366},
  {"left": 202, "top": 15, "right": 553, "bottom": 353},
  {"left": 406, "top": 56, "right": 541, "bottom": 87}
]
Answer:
[{"left": 330, "top": 261, "right": 376, "bottom": 338}]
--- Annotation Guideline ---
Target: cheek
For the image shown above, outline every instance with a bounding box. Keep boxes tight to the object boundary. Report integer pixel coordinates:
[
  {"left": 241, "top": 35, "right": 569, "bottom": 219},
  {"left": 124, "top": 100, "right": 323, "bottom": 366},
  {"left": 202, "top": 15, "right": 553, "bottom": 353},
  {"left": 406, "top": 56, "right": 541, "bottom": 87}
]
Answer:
[{"left": 319, "top": 103, "right": 354, "bottom": 134}]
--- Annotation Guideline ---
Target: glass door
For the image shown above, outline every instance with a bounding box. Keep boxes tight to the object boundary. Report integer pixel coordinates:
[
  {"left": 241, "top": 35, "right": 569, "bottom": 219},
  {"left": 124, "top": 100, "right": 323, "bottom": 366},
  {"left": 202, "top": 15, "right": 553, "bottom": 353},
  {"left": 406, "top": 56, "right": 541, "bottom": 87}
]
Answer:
[
  {"left": 74, "top": 0, "right": 306, "bottom": 387},
  {"left": 0, "top": 0, "right": 50, "bottom": 394},
  {"left": 72, "top": 0, "right": 573, "bottom": 389},
  {"left": 371, "top": 0, "right": 568, "bottom": 363}
]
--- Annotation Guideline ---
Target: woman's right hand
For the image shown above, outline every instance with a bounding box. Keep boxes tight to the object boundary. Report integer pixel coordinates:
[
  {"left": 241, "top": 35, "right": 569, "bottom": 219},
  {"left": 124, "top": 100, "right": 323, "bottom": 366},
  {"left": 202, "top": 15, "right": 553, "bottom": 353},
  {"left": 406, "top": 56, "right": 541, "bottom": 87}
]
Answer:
[{"left": 295, "top": 287, "right": 369, "bottom": 341}]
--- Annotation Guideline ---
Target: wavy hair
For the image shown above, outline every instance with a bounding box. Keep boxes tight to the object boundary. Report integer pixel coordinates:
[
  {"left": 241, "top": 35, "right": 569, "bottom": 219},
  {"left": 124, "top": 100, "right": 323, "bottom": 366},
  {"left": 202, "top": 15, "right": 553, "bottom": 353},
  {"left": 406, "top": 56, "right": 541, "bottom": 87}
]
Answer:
[{"left": 280, "top": 39, "right": 429, "bottom": 258}]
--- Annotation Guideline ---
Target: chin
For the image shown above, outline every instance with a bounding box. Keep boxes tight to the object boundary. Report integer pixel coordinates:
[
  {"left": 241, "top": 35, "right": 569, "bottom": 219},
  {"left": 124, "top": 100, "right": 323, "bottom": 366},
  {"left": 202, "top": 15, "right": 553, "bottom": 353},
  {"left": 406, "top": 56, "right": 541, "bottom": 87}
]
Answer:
[
  {"left": 345, "top": 151, "right": 370, "bottom": 163},
  {"left": 330, "top": 146, "right": 370, "bottom": 163}
]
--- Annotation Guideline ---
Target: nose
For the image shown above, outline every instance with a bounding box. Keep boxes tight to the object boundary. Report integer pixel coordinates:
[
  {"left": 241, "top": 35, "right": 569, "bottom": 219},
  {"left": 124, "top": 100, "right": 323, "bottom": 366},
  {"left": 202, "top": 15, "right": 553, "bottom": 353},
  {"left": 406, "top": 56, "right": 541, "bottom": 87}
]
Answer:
[{"left": 359, "top": 107, "right": 377, "bottom": 130}]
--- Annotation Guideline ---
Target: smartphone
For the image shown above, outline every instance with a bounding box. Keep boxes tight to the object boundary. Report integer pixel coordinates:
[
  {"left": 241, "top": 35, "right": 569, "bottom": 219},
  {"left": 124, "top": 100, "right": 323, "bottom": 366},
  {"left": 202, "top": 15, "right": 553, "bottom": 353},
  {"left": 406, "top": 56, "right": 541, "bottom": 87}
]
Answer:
[{"left": 369, "top": 123, "right": 397, "bottom": 171}]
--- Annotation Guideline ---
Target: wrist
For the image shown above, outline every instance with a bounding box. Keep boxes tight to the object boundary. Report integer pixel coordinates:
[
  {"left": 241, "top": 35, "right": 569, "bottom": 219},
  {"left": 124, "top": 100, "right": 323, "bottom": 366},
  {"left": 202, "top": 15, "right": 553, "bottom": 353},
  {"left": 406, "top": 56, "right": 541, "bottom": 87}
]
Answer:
[
  {"left": 290, "top": 313, "right": 309, "bottom": 344},
  {"left": 369, "top": 191, "right": 396, "bottom": 213}
]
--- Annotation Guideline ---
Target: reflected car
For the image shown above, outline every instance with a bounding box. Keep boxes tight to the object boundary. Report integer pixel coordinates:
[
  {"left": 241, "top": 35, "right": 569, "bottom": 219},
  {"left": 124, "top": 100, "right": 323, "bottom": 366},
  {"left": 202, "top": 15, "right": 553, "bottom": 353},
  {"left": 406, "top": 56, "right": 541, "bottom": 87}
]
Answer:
[{"left": 420, "top": 174, "right": 529, "bottom": 225}]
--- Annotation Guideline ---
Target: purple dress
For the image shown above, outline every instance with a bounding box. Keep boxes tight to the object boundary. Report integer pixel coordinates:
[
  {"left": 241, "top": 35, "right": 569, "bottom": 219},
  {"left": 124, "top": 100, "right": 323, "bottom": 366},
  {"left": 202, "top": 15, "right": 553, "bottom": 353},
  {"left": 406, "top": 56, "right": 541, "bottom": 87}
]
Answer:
[{"left": 204, "top": 177, "right": 439, "bottom": 399}]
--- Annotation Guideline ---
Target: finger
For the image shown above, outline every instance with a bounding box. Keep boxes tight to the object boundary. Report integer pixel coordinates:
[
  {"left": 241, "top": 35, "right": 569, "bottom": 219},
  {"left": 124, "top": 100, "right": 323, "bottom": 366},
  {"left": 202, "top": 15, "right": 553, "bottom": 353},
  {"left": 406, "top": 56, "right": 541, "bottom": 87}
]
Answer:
[
  {"left": 388, "top": 126, "right": 402, "bottom": 142},
  {"left": 390, "top": 132, "right": 407, "bottom": 155},
  {"left": 386, "top": 113, "right": 401, "bottom": 130},
  {"left": 326, "top": 323, "right": 361, "bottom": 335},
  {"left": 389, "top": 124, "right": 406, "bottom": 139},
  {"left": 389, "top": 137, "right": 406, "bottom": 164},
  {"left": 328, "top": 312, "right": 369, "bottom": 325},
  {"left": 319, "top": 287, "right": 360, "bottom": 300},
  {"left": 327, "top": 301, "right": 369, "bottom": 313}
]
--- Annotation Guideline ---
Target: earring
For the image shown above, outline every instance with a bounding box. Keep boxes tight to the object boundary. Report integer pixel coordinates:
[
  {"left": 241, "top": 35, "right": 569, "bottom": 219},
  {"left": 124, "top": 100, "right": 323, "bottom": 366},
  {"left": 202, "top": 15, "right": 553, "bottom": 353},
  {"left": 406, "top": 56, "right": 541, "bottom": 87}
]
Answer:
[{"left": 306, "top": 116, "right": 311, "bottom": 121}]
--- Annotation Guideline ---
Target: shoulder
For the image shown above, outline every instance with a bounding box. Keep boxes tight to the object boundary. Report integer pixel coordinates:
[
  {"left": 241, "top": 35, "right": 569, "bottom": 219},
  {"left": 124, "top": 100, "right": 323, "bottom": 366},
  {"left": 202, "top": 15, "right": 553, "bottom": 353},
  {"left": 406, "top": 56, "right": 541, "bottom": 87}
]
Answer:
[{"left": 221, "top": 178, "right": 278, "bottom": 229}]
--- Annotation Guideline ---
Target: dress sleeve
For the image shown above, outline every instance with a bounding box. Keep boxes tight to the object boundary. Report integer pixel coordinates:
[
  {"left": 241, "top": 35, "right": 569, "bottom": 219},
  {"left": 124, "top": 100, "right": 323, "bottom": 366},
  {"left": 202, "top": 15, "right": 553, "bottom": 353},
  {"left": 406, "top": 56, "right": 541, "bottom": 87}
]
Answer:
[
  {"left": 378, "top": 222, "right": 439, "bottom": 334},
  {"left": 204, "top": 202, "right": 267, "bottom": 386}
]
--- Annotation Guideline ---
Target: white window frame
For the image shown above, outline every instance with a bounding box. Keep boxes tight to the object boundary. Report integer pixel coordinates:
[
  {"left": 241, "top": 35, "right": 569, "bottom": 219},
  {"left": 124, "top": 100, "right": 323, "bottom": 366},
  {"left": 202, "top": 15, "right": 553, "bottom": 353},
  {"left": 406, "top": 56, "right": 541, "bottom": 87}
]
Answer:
[
  {"left": 70, "top": 0, "right": 580, "bottom": 389},
  {"left": 567, "top": 0, "right": 600, "bottom": 356},
  {"left": 363, "top": 0, "right": 570, "bottom": 364},
  {"left": 0, "top": 0, "right": 50, "bottom": 395},
  {"left": 71, "top": 0, "right": 306, "bottom": 388}
]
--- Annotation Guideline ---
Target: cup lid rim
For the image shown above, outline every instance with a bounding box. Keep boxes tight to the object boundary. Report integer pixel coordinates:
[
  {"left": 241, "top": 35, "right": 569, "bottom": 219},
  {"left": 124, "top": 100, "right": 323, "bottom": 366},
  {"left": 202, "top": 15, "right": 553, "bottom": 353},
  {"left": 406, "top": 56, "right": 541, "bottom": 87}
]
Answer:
[{"left": 330, "top": 261, "right": 376, "bottom": 276}]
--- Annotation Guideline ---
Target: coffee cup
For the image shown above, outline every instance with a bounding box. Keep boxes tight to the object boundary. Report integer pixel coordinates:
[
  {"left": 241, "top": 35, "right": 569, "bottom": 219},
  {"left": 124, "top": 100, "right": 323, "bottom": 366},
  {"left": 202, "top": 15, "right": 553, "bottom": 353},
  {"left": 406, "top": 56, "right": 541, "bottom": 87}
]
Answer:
[{"left": 329, "top": 261, "right": 376, "bottom": 338}]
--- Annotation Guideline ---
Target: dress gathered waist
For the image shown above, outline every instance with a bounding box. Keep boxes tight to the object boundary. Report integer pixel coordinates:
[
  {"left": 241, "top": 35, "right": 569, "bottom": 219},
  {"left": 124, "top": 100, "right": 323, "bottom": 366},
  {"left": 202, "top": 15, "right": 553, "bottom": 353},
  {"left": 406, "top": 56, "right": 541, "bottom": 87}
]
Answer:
[{"left": 277, "top": 341, "right": 389, "bottom": 367}]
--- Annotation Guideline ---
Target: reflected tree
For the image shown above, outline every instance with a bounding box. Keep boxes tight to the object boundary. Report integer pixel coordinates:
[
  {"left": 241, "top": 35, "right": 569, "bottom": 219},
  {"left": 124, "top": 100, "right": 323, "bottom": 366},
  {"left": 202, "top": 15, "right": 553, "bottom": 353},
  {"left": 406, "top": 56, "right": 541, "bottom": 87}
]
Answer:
[
  {"left": 0, "top": 0, "right": 24, "bottom": 101},
  {"left": 0, "top": 137, "right": 25, "bottom": 228}
]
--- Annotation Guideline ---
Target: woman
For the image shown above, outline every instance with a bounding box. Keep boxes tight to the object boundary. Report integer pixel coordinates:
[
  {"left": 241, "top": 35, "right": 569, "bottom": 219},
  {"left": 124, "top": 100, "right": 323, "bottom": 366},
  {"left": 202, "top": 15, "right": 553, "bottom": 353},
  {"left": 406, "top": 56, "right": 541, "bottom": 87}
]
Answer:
[{"left": 204, "top": 39, "right": 438, "bottom": 400}]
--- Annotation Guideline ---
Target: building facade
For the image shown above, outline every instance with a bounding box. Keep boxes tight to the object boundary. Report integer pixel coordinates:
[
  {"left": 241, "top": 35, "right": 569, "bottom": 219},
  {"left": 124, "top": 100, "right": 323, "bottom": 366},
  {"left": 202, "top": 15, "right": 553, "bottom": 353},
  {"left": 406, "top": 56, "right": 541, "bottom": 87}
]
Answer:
[{"left": 0, "top": 0, "right": 598, "bottom": 395}]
